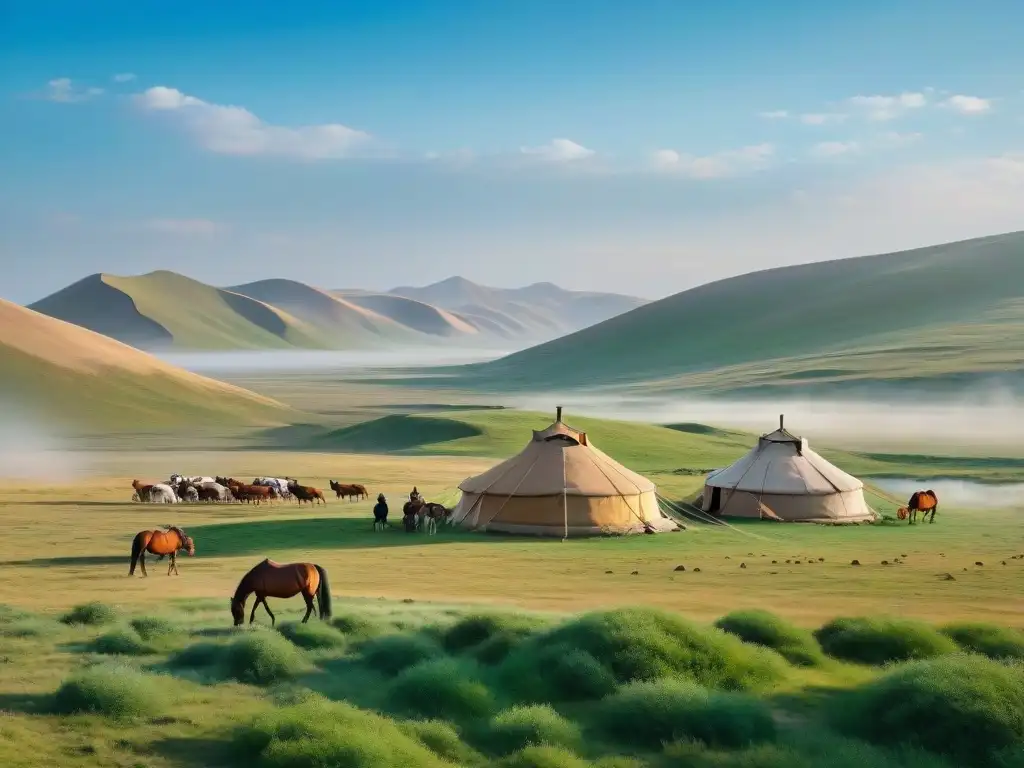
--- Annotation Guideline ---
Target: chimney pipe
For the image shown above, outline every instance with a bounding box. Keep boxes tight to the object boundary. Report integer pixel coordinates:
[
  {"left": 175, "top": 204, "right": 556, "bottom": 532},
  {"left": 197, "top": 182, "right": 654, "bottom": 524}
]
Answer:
[
  {"left": 779, "top": 414, "right": 784, "bottom": 430},
  {"left": 556, "top": 405, "right": 563, "bottom": 422}
]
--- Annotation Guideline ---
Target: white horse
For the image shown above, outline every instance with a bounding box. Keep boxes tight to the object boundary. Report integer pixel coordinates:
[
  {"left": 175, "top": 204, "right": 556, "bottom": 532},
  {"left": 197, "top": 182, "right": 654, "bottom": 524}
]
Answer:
[
  {"left": 179, "top": 485, "right": 199, "bottom": 503},
  {"left": 148, "top": 483, "right": 179, "bottom": 504},
  {"left": 198, "top": 481, "right": 234, "bottom": 501},
  {"left": 254, "top": 477, "right": 292, "bottom": 499},
  {"left": 170, "top": 474, "right": 215, "bottom": 486}
]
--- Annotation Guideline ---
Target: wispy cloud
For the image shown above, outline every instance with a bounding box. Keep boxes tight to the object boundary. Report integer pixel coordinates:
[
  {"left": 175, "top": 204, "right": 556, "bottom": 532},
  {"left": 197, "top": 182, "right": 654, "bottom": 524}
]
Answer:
[
  {"left": 943, "top": 94, "right": 991, "bottom": 114},
  {"left": 519, "top": 138, "right": 596, "bottom": 163},
  {"left": 809, "top": 140, "right": 860, "bottom": 158},
  {"left": 45, "top": 78, "right": 103, "bottom": 103},
  {"left": 759, "top": 110, "right": 789, "bottom": 119},
  {"left": 800, "top": 112, "right": 847, "bottom": 126},
  {"left": 144, "top": 218, "right": 226, "bottom": 236},
  {"left": 135, "top": 86, "right": 375, "bottom": 160},
  {"left": 652, "top": 143, "right": 775, "bottom": 178},
  {"left": 846, "top": 91, "right": 927, "bottom": 121},
  {"left": 112, "top": 73, "right": 137, "bottom": 83}
]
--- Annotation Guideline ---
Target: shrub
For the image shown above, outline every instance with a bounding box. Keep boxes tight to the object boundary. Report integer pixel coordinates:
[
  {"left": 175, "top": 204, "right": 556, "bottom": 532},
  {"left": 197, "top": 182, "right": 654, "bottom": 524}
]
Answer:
[
  {"left": 386, "top": 658, "right": 495, "bottom": 720},
  {"left": 52, "top": 664, "right": 167, "bottom": 720},
  {"left": 169, "top": 641, "right": 225, "bottom": 669},
  {"left": 509, "top": 608, "right": 786, "bottom": 694},
  {"left": 130, "top": 616, "right": 180, "bottom": 642},
  {"left": 60, "top": 602, "right": 118, "bottom": 626},
  {"left": 715, "top": 610, "right": 825, "bottom": 666},
  {"left": 815, "top": 617, "right": 958, "bottom": 665},
  {"left": 500, "top": 643, "right": 617, "bottom": 702},
  {"left": 223, "top": 630, "right": 312, "bottom": 685},
  {"left": 331, "top": 612, "right": 383, "bottom": 642},
  {"left": 941, "top": 622, "right": 1024, "bottom": 661},
  {"left": 359, "top": 633, "right": 443, "bottom": 676},
  {"left": 443, "top": 612, "right": 546, "bottom": 654},
  {"left": 91, "top": 628, "right": 155, "bottom": 656},
  {"left": 500, "top": 745, "right": 591, "bottom": 768},
  {"left": 594, "top": 679, "right": 776, "bottom": 751},
  {"left": 234, "top": 695, "right": 449, "bottom": 768},
  {"left": 836, "top": 654, "right": 1024, "bottom": 765},
  {"left": 400, "top": 719, "right": 482, "bottom": 764},
  {"left": 278, "top": 621, "right": 347, "bottom": 650},
  {"left": 485, "top": 704, "right": 582, "bottom": 755}
]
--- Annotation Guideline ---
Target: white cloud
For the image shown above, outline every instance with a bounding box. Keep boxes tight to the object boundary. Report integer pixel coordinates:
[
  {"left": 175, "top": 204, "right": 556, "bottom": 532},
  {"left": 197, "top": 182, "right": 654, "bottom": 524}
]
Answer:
[
  {"left": 45, "top": 78, "right": 103, "bottom": 103},
  {"left": 810, "top": 140, "right": 860, "bottom": 158},
  {"left": 135, "top": 86, "right": 374, "bottom": 160},
  {"left": 652, "top": 143, "right": 775, "bottom": 178},
  {"left": 878, "top": 131, "right": 923, "bottom": 146},
  {"left": 759, "top": 110, "right": 789, "bottom": 119},
  {"left": 519, "top": 138, "right": 596, "bottom": 162},
  {"left": 944, "top": 94, "right": 991, "bottom": 114},
  {"left": 800, "top": 112, "right": 847, "bottom": 125},
  {"left": 112, "top": 73, "right": 137, "bottom": 83},
  {"left": 145, "top": 218, "right": 226, "bottom": 236},
  {"left": 847, "top": 91, "right": 927, "bottom": 121}
]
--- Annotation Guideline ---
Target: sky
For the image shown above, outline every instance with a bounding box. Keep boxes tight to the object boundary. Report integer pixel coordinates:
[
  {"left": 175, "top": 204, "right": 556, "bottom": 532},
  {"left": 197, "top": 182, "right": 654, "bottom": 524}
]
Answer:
[{"left": 2, "top": 0, "right": 1024, "bottom": 304}]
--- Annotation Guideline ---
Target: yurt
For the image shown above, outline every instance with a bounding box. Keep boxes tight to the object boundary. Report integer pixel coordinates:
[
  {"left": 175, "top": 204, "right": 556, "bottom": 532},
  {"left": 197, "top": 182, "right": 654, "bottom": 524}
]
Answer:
[
  {"left": 450, "top": 408, "right": 679, "bottom": 537},
  {"left": 701, "top": 416, "right": 876, "bottom": 523}
]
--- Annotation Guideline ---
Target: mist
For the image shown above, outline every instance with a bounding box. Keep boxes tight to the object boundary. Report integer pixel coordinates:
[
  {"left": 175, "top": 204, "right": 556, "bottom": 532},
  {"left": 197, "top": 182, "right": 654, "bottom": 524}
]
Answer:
[
  {"left": 873, "top": 478, "right": 1024, "bottom": 509},
  {"left": 0, "top": 410, "right": 91, "bottom": 480}
]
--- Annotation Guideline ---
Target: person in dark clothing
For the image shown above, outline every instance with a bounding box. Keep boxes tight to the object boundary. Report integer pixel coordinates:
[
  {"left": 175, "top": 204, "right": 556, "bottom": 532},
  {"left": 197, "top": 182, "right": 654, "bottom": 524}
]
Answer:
[{"left": 373, "top": 493, "right": 389, "bottom": 531}]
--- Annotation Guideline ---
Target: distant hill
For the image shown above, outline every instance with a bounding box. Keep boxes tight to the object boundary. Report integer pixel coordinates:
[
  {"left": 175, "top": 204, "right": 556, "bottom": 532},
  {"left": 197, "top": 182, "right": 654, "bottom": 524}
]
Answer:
[
  {"left": 29, "top": 272, "right": 643, "bottom": 351},
  {"left": 467, "top": 232, "right": 1024, "bottom": 395},
  {"left": 0, "top": 299, "right": 289, "bottom": 428}
]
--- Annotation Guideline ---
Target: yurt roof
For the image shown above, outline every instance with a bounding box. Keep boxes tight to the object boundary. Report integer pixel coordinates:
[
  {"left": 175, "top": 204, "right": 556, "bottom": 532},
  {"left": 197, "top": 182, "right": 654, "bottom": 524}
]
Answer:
[
  {"left": 458, "top": 414, "right": 656, "bottom": 498},
  {"left": 705, "top": 420, "right": 863, "bottom": 495}
]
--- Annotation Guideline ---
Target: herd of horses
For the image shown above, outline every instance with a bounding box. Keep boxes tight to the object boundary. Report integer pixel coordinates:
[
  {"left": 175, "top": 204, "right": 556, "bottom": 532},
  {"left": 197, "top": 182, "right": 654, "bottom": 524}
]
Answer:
[{"left": 129, "top": 475, "right": 369, "bottom": 506}]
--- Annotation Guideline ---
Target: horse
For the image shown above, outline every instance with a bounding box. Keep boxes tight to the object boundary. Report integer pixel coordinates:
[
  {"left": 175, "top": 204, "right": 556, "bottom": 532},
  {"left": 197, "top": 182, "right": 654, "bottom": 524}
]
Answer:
[
  {"left": 402, "top": 496, "right": 449, "bottom": 534},
  {"left": 254, "top": 477, "right": 293, "bottom": 500},
  {"left": 176, "top": 482, "right": 200, "bottom": 503},
  {"left": 194, "top": 482, "right": 233, "bottom": 502},
  {"left": 898, "top": 489, "right": 939, "bottom": 525},
  {"left": 289, "top": 482, "right": 325, "bottom": 505},
  {"left": 372, "top": 494, "right": 389, "bottom": 531},
  {"left": 170, "top": 474, "right": 215, "bottom": 487},
  {"left": 329, "top": 481, "right": 367, "bottom": 501},
  {"left": 132, "top": 479, "right": 154, "bottom": 501},
  {"left": 129, "top": 526, "right": 195, "bottom": 577},
  {"left": 230, "top": 558, "right": 332, "bottom": 626},
  {"left": 221, "top": 478, "right": 276, "bottom": 505},
  {"left": 134, "top": 480, "right": 178, "bottom": 503}
]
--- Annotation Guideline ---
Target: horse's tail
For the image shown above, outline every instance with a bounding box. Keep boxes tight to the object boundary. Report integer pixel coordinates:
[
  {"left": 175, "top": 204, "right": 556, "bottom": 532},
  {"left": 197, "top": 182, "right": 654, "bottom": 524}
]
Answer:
[
  {"left": 314, "top": 564, "right": 332, "bottom": 620},
  {"left": 129, "top": 532, "right": 144, "bottom": 575}
]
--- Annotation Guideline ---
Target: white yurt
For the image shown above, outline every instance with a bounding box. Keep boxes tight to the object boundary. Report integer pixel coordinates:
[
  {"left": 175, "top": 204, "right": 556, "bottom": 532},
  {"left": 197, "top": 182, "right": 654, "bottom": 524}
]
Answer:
[
  {"left": 450, "top": 408, "right": 680, "bottom": 537},
  {"left": 701, "top": 416, "right": 876, "bottom": 523}
]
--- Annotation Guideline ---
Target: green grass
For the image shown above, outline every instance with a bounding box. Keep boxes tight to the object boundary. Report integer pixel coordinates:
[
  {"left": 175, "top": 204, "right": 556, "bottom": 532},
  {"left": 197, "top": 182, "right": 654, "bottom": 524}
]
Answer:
[
  {"left": 51, "top": 663, "right": 170, "bottom": 721},
  {"left": 715, "top": 610, "right": 826, "bottom": 667},
  {"left": 277, "top": 620, "right": 348, "bottom": 650},
  {"left": 815, "top": 617, "right": 960, "bottom": 665},
  {"left": 60, "top": 601, "right": 118, "bottom": 626},
  {"left": 484, "top": 704, "right": 583, "bottom": 755},
  {"left": 386, "top": 657, "right": 496, "bottom": 720},
  {"left": 940, "top": 622, "right": 1024, "bottom": 660},
  {"left": 222, "top": 630, "right": 314, "bottom": 685}
]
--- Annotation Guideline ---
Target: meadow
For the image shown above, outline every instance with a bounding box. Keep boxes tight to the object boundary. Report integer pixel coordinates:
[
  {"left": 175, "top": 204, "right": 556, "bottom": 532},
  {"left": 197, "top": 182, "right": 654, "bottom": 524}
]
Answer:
[{"left": 3, "top": 384, "right": 1024, "bottom": 767}]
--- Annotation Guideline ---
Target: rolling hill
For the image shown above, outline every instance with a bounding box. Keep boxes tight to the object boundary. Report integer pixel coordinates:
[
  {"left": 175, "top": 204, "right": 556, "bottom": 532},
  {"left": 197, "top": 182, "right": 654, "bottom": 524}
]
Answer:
[
  {"left": 0, "top": 299, "right": 290, "bottom": 428},
  {"left": 29, "top": 272, "right": 642, "bottom": 351},
  {"left": 466, "top": 232, "right": 1024, "bottom": 395}
]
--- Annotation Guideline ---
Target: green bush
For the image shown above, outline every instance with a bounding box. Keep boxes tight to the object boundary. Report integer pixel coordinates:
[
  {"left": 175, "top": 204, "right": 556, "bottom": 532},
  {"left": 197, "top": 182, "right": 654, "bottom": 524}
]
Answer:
[
  {"left": 278, "top": 621, "right": 347, "bottom": 650},
  {"left": 234, "top": 695, "right": 449, "bottom": 768},
  {"left": 60, "top": 602, "right": 118, "bottom": 626},
  {"left": 442, "top": 612, "right": 546, "bottom": 654},
  {"left": 359, "top": 633, "right": 443, "bottom": 676},
  {"left": 836, "top": 654, "right": 1024, "bottom": 765},
  {"left": 594, "top": 679, "right": 776, "bottom": 751},
  {"left": 169, "top": 641, "right": 225, "bottom": 669},
  {"left": 223, "top": 630, "right": 312, "bottom": 685},
  {"left": 130, "top": 616, "right": 180, "bottom": 641},
  {"left": 500, "top": 643, "right": 618, "bottom": 702},
  {"left": 485, "top": 704, "right": 582, "bottom": 755},
  {"left": 386, "top": 657, "right": 495, "bottom": 720},
  {"left": 331, "top": 612, "right": 383, "bottom": 642},
  {"left": 815, "top": 617, "right": 959, "bottom": 665},
  {"left": 507, "top": 608, "right": 786, "bottom": 695},
  {"left": 500, "top": 745, "right": 591, "bottom": 768},
  {"left": 91, "top": 628, "right": 155, "bottom": 656},
  {"left": 400, "top": 719, "right": 482, "bottom": 764},
  {"left": 52, "top": 664, "right": 167, "bottom": 720},
  {"left": 715, "top": 610, "right": 825, "bottom": 666},
  {"left": 941, "top": 623, "right": 1024, "bottom": 661}
]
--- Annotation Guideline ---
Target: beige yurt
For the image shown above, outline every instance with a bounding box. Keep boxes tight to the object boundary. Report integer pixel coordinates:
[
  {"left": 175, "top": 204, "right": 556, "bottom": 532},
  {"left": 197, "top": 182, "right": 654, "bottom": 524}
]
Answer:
[
  {"left": 450, "top": 408, "right": 679, "bottom": 536},
  {"left": 701, "top": 417, "right": 876, "bottom": 523}
]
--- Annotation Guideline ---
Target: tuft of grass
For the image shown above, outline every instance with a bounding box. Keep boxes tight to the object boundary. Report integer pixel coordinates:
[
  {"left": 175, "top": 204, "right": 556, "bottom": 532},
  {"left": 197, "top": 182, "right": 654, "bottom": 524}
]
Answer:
[
  {"left": 331, "top": 611, "right": 384, "bottom": 642},
  {"left": 359, "top": 633, "right": 443, "bottom": 676},
  {"left": 400, "top": 719, "right": 483, "bottom": 764},
  {"left": 442, "top": 612, "right": 547, "bottom": 654},
  {"left": 51, "top": 663, "right": 168, "bottom": 721},
  {"left": 169, "top": 640, "right": 225, "bottom": 669},
  {"left": 277, "top": 621, "right": 347, "bottom": 650},
  {"left": 223, "top": 630, "right": 312, "bottom": 685},
  {"left": 941, "top": 622, "right": 1024, "bottom": 661},
  {"left": 386, "top": 657, "right": 495, "bottom": 721},
  {"left": 0, "top": 608, "right": 57, "bottom": 638},
  {"left": 130, "top": 616, "right": 180, "bottom": 641},
  {"left": 234, "top": 695, "right": 449, "bottom": 768},
  {"left": 500, "top": 744, "right": 591, "bottom": 768},
  {"left": 815, "top": 617, "right": 959, "bottom": 665},
  {"left": 91, "top": 628, "right": 156, "bottom": 656},
  {"left": 60, "top": 602, "right": 118, "bottom": 627},
  {"left": 499, "top": 643, "right": 617, "bottom": 703},
  {"left": 836, "top": 654, "right": 1024, "bottom": 766},
  {"left": 594, "top": 679, "right": 776, "bottom": 751},
  {"left": 485, "top": 704, "right": 582, "bottom": 755},
  {"left": 715, "top": 610, "right": 825, "bottom": 667},
  {"left": 662, "top": 737, "right": 953, "bottom": 768}
]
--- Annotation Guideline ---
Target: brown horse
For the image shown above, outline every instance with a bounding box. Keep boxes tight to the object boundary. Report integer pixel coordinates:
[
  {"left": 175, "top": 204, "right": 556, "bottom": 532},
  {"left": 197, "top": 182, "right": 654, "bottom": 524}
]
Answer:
[
  {"left": 130, "top": 526, "right": 195, "bottom": 577},
  {"left": 230, "top": 559, "right": 332, "bottom": 626},
  {"left": 220, "top": 478, "right": 276, "bottom": 505},
  {"left": 898, "top": 490, "right": 939, "bottom": 525},
  {"left": 290, "top": 483, "right": 326, "bottom": 505},
  {"left": 329, "top": 480, "right": 367, "bottom": 501},
  {"left": 402, "top": 497, "right": 449, "bottom": 535},
  {"left": 131, "top": 479, "right": 154, "bottom": 501}
]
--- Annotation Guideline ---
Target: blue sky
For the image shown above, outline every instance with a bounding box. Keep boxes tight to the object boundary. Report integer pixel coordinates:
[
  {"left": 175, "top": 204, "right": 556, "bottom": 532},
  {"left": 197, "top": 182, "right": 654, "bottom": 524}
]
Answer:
[{"left": 2, "top": 0, "right": 1023, "bottom": 303}]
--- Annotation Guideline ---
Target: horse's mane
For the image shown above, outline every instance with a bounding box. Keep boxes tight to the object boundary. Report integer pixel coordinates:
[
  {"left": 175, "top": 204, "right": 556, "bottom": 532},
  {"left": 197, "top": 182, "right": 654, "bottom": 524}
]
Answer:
[{"left": 164, "top": 524, "right": 186, "bottom": 538}]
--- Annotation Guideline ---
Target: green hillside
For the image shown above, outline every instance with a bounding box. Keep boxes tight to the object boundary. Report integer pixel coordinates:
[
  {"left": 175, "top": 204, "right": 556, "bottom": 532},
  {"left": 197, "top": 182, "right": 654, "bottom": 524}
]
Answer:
[
  {"left": 464, "top": 232, "right": 1024, "bottom": 394},
  {"left": 0, "top": 299, "right": 292, "bottom": 429}
]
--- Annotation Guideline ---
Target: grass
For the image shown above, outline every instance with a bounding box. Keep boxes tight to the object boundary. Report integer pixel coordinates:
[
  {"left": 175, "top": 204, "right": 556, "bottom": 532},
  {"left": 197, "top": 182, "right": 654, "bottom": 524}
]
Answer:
[
  {"left": 60, "top": 601, "right": 118, "bottom": 626},
  {"left": 815, "top": 617, "right": 961, "bottom": 665},
  {"left": 277, "top": 620, "right": 348, "bottom": 650},
  {"left": 51, "top": 663, "right": 169, "bottom": 721},
  {"left": 386, "top": 657, "right": 496, "bottom": 720},
  {"left": 941, "top": 622, "right": 1024, "bottom": 660},
  {"left": 358, "top": 632, "right": 444, "bottom": 675},
  {"left": 222, "top": 630, "right": 313, "bottom": 685},
  {"left": 484, "top": 704, "right": 583, "bottom": 755},
  {"left": 715, "top": 610, "right": 826, "bottom": 667}
]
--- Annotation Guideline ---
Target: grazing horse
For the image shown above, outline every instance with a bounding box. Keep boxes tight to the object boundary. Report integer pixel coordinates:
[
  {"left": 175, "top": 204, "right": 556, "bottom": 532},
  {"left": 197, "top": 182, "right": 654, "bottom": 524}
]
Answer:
[
  {"left": 289, "top": 482, "right": 326, "bottom": 505},
  {"left": 329, "top": 481, "right": 367, "bottom": 501},
  {"left": 230, "top": 558, "right": 332, "bottom": 626},
  {"left": 130, "top": 526, "right": 195, "bottom": 577},
  {"left": 898, "top": 490, "right": 939, "bottom": 525},
  {"left": 221, "top": 478, "right": 276, "bottom": 505}
]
